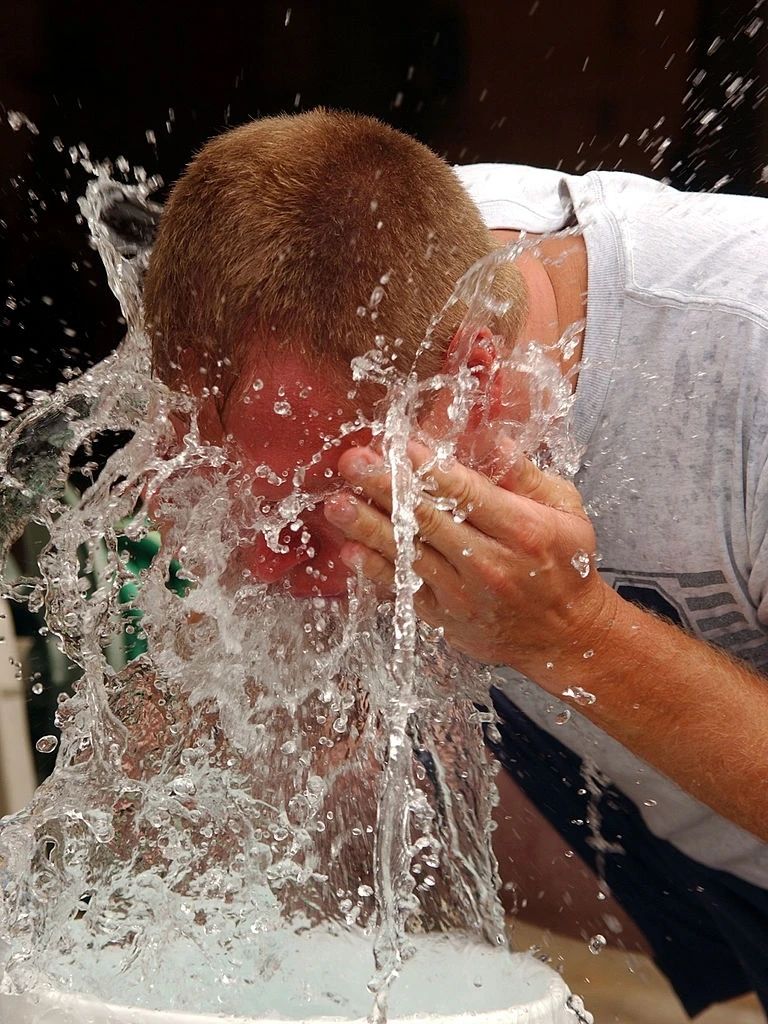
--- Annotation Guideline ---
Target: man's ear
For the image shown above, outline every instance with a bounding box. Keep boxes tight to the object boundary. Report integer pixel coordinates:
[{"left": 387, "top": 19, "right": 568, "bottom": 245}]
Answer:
[
  {"left": 442, "top": 326, "right": 493, "bottom": 374},
  {"left": 442, "top": 327, "right": 504, "bottom": 423}
]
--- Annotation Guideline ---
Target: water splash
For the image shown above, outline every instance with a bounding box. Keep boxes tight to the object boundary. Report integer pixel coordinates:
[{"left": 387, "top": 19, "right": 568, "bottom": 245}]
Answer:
[{"left": 0, "top": 166, "right": 583, "bottom": 1018}]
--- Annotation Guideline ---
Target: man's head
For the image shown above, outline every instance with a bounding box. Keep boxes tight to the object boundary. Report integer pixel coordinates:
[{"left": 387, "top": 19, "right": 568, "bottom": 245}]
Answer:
[
  {"left": 143, "top": 109, "right": 528, "bottom": 596},
  {"left": 144, "top": 108, "right": 525, "bottom": 400}
]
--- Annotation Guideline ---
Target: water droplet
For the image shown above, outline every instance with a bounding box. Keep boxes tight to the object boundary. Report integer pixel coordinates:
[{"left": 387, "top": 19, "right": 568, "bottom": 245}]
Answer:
[
  {"left": 588, "top": 933, "right": 607, "bottom": 955},
  {"left": 562, "top": 686, "right": 597, "bottom": 707},
  {"left": 31, "top": 681, "right": 44, "bottom": 695},
  {"left": 570, "top": 550, "right": 591, "bottom": 578},
  {"left": 643, "top": 798, "right": 658, "bottom": 807},
  {"left": 7, "top": 110, "right": 39, "bottom": 135},
  {"left": 582, "top": 649, "right": 594, "bottom": 659},
  {"left": 171, "top": 777, "right": 196, "bottom": 798},
  {"left": 36, "top": 735, "right": 58, "bottom": 754},
  {"left": 357, "top": 884, "right": 373, "bottom": 897},
  {"left": 273, "top": 400, "right": 292, "bottom": 417},
  {"left": 555, "top": 709, "right": 571, "bottom": 726},
  {"left": 745, "top": 16, "right": 763, "bottom": 38}
]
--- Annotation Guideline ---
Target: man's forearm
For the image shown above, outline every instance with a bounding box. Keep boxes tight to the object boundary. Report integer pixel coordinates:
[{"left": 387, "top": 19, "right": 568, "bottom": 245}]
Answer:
[{"left": 549, "top": 584, "right": 768, "bottom": 842}]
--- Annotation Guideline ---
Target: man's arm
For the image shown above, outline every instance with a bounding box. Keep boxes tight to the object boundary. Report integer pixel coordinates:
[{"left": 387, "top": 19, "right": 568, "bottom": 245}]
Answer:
[
  {"left": 550, "top": 582, "right": 768, "bottom": 841},
  {"left": 324, "top": 443, "right": 768, "bottom": 843}
]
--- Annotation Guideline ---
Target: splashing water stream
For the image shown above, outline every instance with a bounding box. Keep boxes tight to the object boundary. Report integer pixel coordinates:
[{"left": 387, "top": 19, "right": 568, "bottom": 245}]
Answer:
[{"left": 0, "top": 167, "right": 584, "bottom": 1019}]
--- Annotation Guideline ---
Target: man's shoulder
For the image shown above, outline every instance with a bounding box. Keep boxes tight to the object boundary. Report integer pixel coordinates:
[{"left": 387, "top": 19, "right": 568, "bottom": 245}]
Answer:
[
  {"left": 573, "top": 172, "right": 768, "bottom": 322},
  {"left": 456, "top": 160, "right": 768, "bottom": 330},
  {"left": 540, "top": 169, "right": 768, "bottom": 323}
]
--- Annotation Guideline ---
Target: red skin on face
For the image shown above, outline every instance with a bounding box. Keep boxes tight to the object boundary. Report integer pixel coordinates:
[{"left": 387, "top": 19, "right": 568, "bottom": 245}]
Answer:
[{"left": 221, "top": 354, "right": 372, "bottom": 599}]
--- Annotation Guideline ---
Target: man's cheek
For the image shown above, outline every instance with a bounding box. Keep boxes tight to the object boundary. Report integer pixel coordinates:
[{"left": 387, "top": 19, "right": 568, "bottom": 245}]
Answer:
[
  {"left": 233, "top": 527, "right": 313, "bottom": 584},
  {"left": 307, "top": 516, "right": 350, "bottom": 564}
]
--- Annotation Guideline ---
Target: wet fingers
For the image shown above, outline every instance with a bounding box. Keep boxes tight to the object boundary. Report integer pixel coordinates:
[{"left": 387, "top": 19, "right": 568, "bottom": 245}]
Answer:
[{"left": 339, "top": 542, "right": 394, "bottom": 588}]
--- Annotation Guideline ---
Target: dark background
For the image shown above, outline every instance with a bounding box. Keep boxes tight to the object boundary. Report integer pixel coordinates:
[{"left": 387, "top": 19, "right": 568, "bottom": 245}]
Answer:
[{"left": 0, "top": 0, "right": 766, "bottom": 416}]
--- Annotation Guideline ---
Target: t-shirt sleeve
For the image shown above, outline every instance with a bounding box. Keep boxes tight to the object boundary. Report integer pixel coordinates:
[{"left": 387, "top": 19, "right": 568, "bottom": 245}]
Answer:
[{"left": 452, "top": 164, "right": 575, "bottom": 233}]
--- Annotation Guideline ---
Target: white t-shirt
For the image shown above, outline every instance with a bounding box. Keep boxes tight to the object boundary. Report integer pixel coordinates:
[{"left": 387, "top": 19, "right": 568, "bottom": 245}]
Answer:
[{"left": 455, "top": 163, "right": 768, "bottom": 891}]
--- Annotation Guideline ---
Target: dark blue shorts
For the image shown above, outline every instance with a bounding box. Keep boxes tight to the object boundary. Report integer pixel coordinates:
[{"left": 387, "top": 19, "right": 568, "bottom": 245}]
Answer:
[{"left": 487, "top": 686, "right": 768, "bottom": 1018}]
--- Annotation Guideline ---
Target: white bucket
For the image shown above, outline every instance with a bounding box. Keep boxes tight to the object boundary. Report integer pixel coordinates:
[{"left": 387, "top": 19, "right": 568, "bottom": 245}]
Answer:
[{"left": 0, "top": 952, "right": 581, "bottom": 1024}]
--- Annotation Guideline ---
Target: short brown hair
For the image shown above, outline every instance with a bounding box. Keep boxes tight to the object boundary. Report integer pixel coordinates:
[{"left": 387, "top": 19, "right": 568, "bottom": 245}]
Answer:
[{"left": 144, "top": 109, "right": 526, "bottom": 402}]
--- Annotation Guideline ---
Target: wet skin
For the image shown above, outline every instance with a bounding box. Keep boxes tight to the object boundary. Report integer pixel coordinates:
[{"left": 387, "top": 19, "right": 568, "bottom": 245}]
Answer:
[
  {"left": 324, "top": 437, "right": 606, "bottom": 683},
  {"left": 216, "top": 342, "right": 608, "bottom": 696},
  {"left": 220, "top": 353, "right": 374, "bottom": 599}
]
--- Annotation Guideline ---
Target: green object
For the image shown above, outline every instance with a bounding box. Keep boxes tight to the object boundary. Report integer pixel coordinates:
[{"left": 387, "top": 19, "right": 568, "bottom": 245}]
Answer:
[{"left": 118, "top": 530, "right": 187, "bottom": 661}]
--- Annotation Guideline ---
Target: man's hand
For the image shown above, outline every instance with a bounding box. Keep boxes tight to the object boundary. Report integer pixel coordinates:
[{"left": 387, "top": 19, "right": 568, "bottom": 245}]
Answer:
[
  {"left": 325, "top": 442, "right": 768, "bottom": 843},
  {"left": 324, "top": 441, "right": 615, "bottom": 688}
]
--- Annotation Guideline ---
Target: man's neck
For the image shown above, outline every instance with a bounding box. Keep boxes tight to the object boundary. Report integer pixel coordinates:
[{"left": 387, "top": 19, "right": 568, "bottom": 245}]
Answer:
[{"left": 491, "top": 229, "right": 588, "bottom": 384}]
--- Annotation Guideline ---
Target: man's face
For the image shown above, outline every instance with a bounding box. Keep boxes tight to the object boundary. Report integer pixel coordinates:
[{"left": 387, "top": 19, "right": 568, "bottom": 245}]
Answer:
[{"left": 220, "top": 352, "right": 372, "bottom": 599}]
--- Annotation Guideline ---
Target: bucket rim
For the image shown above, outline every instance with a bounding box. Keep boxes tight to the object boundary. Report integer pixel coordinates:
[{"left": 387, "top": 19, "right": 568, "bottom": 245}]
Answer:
[{"left": 0, "top": 970, "right": 576, "bottom": 1024}]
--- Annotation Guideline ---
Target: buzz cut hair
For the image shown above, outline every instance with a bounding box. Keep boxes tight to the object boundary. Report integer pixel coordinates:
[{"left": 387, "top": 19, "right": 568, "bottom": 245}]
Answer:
[{"left": 143, "top": 108, "right": 527, "bottom": 403}]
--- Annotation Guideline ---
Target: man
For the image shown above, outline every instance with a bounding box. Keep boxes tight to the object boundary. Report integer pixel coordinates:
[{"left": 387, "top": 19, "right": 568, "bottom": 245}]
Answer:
[{"left": 144, "top": 109, "right": 768, "bottom": 1016}]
